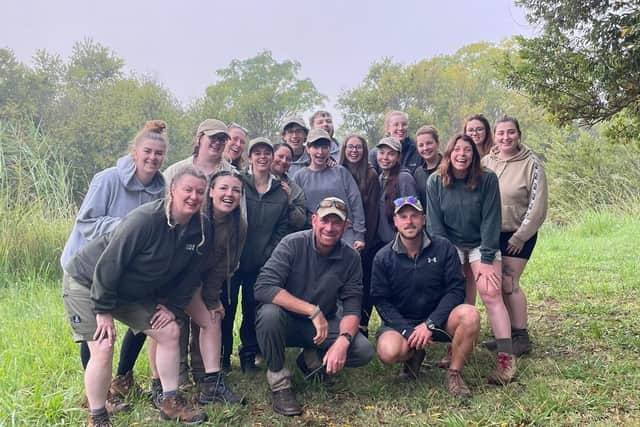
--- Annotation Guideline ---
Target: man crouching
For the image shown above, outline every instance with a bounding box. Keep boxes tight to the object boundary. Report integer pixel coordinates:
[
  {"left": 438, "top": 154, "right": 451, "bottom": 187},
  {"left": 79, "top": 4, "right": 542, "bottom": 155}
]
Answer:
[
  {"left": 254, "top": 197, "right": 375, "bottom": 416},
  {"left": 371, "top": 196, "right": 480, "bottom": 398}
]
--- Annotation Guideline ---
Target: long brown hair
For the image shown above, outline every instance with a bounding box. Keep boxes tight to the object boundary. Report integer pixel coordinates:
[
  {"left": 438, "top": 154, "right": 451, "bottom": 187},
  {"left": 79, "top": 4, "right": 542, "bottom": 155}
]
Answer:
[
  {"left": 462, "top": 114, "right": 493, "bottom": 156},
  {"left": 438, "top": 133, "right": 483, "bottom": 191},
  {"left": 339, "top": 134, "right": 374, "bottom": 195}
]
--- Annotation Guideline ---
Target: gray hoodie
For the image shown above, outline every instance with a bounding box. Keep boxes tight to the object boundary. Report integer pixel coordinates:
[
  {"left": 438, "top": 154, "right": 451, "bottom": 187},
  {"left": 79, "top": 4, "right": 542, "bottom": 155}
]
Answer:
[{"left": 60, "top": 155, "right": 165, "bottom": 269}]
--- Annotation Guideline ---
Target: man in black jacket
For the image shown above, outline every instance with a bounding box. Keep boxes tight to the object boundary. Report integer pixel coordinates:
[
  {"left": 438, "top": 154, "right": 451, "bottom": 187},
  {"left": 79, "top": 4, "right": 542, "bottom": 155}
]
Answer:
[{"left": 371, "top": 196, "right": 480, "bottom": 398}]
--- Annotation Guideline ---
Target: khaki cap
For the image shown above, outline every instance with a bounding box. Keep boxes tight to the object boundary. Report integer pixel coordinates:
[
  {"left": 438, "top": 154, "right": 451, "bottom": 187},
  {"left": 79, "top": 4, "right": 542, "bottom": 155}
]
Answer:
[
  {"left": 305, "top": 128, "right": 332, "bottom": 146},
  {"left": 377, "top": 137, "right": 402, "bottom": 153},
  {"left": 197, "top": 119, "right": 229, "bottom": 137},
  {"left": 248, "top": 137, "right": 273, "bottom": 153},
  {"left": 315, "top": 197, "right": 347, "bottom": 221},
  {"left": 281, "top": 116, "right": 308, "bottom": 134}
]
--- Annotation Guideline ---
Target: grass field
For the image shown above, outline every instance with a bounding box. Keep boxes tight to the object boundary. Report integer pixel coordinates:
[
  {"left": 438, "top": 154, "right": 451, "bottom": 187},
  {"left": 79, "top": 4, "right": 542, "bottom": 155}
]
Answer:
[{"left": 1, "top": 209, "right": 639, "bottom": 426}]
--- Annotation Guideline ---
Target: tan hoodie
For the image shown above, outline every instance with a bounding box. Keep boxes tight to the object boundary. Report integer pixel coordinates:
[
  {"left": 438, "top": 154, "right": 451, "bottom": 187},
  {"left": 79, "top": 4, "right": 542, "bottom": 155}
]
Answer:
[{"left": 482, "top": 145, "right": 548, "bottom": 250}]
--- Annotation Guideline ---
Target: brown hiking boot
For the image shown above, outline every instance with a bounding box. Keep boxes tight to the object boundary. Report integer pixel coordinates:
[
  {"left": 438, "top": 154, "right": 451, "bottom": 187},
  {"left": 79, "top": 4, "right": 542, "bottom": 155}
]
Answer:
[
  {"left": 159, "top": 394, "right": 207, "bottom": 424},
  {"left": 488, "top": 352, "right": 517, "bottom": 385},
  {"left": 399, "top": 349, "right": 426, "bottom": 380},
  {"left": 446, "top": 369, "right": 471, "bottom": 399},
  {"left": 87, "top": 411, "right": 112, "bottom": 427},
  {"left": 105, "top": 391, "right": 129, "bottom": 414},
  {"left": 110, "top": 371, "right": 142, "bottom": 397},
  {"left": 271, "top": 388, "right": 302, "bottom": 416}
]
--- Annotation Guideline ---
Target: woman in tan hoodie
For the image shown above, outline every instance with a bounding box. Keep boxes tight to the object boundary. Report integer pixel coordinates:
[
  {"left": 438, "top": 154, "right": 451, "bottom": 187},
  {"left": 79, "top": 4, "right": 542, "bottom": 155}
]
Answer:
[{"left": 482, "top": 116, "right": 548, "bottom": 356}]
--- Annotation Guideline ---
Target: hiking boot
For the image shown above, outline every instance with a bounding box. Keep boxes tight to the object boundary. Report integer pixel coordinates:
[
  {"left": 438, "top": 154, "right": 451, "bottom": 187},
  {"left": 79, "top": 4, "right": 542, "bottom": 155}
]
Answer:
[
  {"left": 446, "top": 369, "right": 471, "bottom": 399},
  {"left": 110, "top": 371, "right": 142, "bottom": 398},
  {"left": 438, "top": 345, "right": 452, "bottom": 369},
  {"left": 105, "top": 391, "right": 129, "bottom": 414},
  {"left": 271, "top": 388, "right": 302, "bottom": 416},
  {"left": 198, "top": 373, "right": 245, "bottom": 405},
  {"left": 512, "top": 332, "right": 532, "bottom": 356},
  {"left": 159, "top": 394, "right": 207, "bottom": 424},
  {"left": 87, "top": 411, "right": 112, "bottom": 427},
  {"left": 399, "top": 349, "right": 426, "bottom": 380},
  {"left": 488, "top": 352, "right": 517, "bottom": 385},
  {"left": 150, "top": 378, "right": 162, "bottom": 410}
]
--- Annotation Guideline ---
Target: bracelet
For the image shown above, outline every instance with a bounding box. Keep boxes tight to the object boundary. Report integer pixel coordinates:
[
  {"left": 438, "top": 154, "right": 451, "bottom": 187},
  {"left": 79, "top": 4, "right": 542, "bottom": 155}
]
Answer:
[{"left": 309, "top": 305, "right": 322, "bottom": 320}]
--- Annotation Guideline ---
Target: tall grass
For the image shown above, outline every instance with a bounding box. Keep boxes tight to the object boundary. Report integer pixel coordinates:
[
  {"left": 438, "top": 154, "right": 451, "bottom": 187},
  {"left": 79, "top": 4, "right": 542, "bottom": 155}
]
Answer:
[
  {"left": 543, "top": 129, "right": 640, "bottom": 224},
  {"left": 0, "top": 121, "right": 74, "bottom": 282}
]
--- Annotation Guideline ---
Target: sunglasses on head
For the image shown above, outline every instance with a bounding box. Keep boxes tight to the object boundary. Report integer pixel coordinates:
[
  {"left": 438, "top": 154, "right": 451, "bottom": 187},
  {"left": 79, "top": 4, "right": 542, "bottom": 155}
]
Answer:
[
  {"left": 317, "top": 199, "right": 347, "bottom": 211},
  {"left": 393, "top": 196, "right": 419, "bottom": 207},
  {"left": 210, "top": 169, "right": 242, "bottom": 186}
]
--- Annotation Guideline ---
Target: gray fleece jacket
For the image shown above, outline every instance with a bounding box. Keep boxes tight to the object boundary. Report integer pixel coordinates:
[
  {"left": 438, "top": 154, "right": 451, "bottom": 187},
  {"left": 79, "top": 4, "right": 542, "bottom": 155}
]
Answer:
[{"left": 60, "top": 155, "right": 165, "bottom": 269}]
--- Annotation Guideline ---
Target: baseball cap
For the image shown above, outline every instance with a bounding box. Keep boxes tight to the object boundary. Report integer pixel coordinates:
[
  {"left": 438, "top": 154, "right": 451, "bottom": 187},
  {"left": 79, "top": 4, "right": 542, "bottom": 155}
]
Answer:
[
  {"left": 377, "top": 137, "right": 402, "bottom": 153},
  {"left": 248, "top": 137, "right": 273, "bottom": 153},
  {"left": 316, "top": 197, "right": 347, "bottom": 221},
  {"left": 393, "top": 196, "right": 423, "bottom": 214},
  {"left": 306, "top": 128, "right": 332, "bottom": 146},
  {"left": 281, "top": 116, "right": 308, "bottom": 134},
  {"left": 196, "top": 119, "right": 230, "bottom": 138}
]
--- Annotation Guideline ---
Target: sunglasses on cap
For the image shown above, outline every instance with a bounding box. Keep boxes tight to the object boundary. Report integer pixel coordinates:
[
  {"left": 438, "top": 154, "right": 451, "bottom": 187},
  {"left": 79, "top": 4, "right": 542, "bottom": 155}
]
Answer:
[
  {"left": 393, "top": 196, "right": 419, "bottom": 208},
  {"left": 316, "top": 198, "right": 347, "bottom": 211}
]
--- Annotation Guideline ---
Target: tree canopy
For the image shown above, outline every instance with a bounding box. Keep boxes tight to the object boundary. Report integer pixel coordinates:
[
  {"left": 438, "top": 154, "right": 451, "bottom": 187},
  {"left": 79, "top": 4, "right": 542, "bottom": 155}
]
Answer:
[
  {"left": 195, "top": 50, "right": 326, "bottom": 139},
  {"left": 501, "top": 0, "right": 640, "bottom": 130}
]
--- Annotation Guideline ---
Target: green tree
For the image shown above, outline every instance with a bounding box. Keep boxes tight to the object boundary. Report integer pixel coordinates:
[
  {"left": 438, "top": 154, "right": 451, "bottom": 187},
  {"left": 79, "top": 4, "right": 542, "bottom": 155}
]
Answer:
[
  {"left": 194, "top": 50, "right": 325, "bottom": 138},
  {"left": 501, "top": 0, "right": 640, "bottom": 128},
  {"left": 338, "top": 42, "right": 549, "bottom": 146}
]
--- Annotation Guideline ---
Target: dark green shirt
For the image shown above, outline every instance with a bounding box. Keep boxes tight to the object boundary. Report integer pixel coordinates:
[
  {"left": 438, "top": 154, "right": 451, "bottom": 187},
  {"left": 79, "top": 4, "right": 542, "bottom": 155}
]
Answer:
[
  {"left": 425, "top": 170, "right": 501, "bottom": 264},
  {"left": 254, "top": 229, "right": 363, "bottom": 319},
  {"left": 66, "top": 199, "right": 208, "bottom": 314}
]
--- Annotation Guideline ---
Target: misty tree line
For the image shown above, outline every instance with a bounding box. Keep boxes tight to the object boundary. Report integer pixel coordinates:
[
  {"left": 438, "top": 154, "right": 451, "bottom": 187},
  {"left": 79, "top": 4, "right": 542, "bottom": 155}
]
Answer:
[{"left": 1, "top": 0, "right": 639, "bottom": 219}]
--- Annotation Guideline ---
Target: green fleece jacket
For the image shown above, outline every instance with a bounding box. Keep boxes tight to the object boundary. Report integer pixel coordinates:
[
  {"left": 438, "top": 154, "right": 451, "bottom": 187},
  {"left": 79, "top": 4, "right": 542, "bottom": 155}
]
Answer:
[
  {"left": 426, "top": 170, "right": 501, "bottom": 264},
  {"left": 65, "top": 199, "right": 209, "bottom": 315}
]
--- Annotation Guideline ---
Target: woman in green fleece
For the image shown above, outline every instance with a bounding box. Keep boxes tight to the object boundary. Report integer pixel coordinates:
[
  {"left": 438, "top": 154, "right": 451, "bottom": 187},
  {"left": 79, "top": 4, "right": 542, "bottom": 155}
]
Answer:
[
  {"left": 63, "top": 165, "right": 209, "bottom": 426},
  {"left": 482, "top": 116, "right": 548, "bottom": 356},
  {"left": 426, "top": 133, "right": 516, "bottom": 385}
]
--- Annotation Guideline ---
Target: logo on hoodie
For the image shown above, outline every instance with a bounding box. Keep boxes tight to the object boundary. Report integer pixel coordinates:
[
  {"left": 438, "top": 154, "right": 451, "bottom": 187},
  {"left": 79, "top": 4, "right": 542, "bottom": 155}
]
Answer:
[{"left": 185, "top": 244, "right": 196, "bottom": 252}]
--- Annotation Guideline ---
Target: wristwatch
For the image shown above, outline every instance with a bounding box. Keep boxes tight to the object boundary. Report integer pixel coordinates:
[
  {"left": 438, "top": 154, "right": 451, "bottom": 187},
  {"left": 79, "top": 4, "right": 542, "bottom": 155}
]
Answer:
[{"left": 339, "top": 332, "right": 354, "bottom": 345}]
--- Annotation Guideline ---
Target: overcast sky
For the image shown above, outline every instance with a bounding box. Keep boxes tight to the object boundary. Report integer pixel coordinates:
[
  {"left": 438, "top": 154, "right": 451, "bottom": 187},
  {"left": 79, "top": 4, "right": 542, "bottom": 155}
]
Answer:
[{"left": 1, "top": 0, "right": 534, "bottom": 119}]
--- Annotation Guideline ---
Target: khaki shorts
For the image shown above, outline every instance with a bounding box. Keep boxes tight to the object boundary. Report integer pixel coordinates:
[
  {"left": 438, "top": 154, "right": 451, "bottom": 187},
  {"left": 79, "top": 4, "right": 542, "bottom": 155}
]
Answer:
[
  {"left": 62, "top": 272, "right": 157, "bottom": 342},
  {"left": 455, "top": 246, "right": 501, "bottom": 265}
]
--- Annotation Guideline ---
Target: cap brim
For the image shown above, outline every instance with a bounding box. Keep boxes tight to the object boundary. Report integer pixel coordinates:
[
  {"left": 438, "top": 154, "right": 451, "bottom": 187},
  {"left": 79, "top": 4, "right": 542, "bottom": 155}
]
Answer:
[
  {"left": 316, "top": 207, "right": 347, "bottom": 221},
  {"left": 306, "top": 138, "right": 331, "bottom": 147},
  {"left": 203, "top": 129, "right": 230, "bottom": 137}
]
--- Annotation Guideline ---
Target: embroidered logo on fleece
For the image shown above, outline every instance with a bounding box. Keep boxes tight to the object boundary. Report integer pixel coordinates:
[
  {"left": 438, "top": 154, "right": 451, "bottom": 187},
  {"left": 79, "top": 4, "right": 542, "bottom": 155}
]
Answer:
[
  {"left": 185, "top": 244, "right": 196, "bottom": 251},
  {"left": 71, "top": 315, "right": 81, "bottom": 324}
]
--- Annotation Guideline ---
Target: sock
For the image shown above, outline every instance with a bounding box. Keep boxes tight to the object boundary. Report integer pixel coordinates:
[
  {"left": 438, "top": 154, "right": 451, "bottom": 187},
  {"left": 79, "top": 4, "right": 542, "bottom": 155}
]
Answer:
[
  {"left": 90, "top": 407, "right": 107, "bottom": 416},
  {"left": 511, "top": 328, "right": 528, "bottom": 338},
  {"left": 496, "top": 338, "right": 513, "bottom": 355},
  {"left": 162, "top": 389, "right": 177, "bottom": 398}
]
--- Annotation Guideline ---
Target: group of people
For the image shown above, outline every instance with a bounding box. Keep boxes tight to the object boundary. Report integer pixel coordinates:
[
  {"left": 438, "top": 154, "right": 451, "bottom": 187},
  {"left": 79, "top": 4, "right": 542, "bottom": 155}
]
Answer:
[{"left": 60, "top": 110, "right": 548, "bottom": 425}]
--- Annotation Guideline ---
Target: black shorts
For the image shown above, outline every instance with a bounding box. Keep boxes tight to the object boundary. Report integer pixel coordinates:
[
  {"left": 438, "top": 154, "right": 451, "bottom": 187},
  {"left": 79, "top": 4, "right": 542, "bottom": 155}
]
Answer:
[{"left": 500, "top": 232, "right": 537, "bottom": 260}]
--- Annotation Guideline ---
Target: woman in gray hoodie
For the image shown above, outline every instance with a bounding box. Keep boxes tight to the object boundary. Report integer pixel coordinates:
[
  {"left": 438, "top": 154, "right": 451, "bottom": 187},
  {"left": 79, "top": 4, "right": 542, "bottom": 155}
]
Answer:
[{"left": 60, "top": 120, "right": 168, "bottom": 413}]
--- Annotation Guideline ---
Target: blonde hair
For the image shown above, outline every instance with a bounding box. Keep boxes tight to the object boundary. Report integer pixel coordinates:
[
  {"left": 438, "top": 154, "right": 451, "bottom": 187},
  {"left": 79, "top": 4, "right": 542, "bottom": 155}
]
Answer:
[
  {"left": 130, "top": 120, "right": 169, "bottom": 153},
  {"left": 383, "top": 111, "right": 409, "bottom": 136},
  {"left": 165, "top": 164, "right": 207, "bottom": 252}
]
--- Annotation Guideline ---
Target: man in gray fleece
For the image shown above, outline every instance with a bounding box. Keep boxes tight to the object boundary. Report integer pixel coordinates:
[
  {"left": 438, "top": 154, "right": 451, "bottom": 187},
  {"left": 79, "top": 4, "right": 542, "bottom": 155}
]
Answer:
[{"left": 254, "top": 197, "right": 375, "bottom": 416}]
